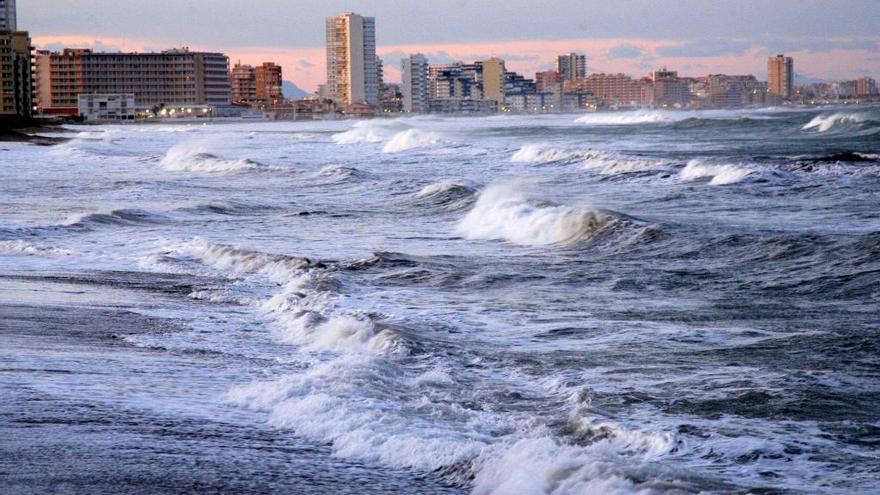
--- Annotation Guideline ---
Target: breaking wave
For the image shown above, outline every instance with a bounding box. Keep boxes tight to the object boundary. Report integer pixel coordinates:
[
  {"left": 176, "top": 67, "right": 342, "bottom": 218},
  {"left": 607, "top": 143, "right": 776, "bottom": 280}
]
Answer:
[
  {"left": 512, "top": 144, "right": 667, "bottom": 175},
  {"left": 410, "top": 180, "right": 478, "bottom": 211},
  {"left": 575, "top": 111, "right": 668, "bottom": 125},
  {"left": 802, "top": 111, "right": 879, "bottom": 133},
  {"left": 382, "top": 128, "right": 443, "bottom": 153},
  {"left": 333, "top": 119, "right": 445, "bottom": 153},
  {"left": 456, "top": 184, "right": 619, "bottom": 246},
  {"left": 511, "top": 144, "right": 604, "bottom": 164},
  {"left": 0, "top": 240, "right": 72, "bottom": 256},
  {"left": 680, "top": 159, "right": 752, "bottom": 185},
  {"left": 159, "top": 142, "right": 271, "bottom": 173}
]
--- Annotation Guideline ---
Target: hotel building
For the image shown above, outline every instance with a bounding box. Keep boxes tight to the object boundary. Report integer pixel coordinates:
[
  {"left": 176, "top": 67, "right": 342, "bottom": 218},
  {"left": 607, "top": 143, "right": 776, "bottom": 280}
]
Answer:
[
  {"left": 325, "top": 12, "right": 378, "bottom": 106},
  {"left": 34, "top": 48, "right": 231, "bottom": 115},
  {"left": 768, "top": 54, "right": 794, "bottom": 100}
]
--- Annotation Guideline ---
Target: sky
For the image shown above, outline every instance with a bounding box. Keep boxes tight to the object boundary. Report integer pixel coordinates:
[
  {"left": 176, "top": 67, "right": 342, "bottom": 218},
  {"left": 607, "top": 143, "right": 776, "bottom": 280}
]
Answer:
[{"left": 20, "top": 0, "right": 880, "bottom": 92}]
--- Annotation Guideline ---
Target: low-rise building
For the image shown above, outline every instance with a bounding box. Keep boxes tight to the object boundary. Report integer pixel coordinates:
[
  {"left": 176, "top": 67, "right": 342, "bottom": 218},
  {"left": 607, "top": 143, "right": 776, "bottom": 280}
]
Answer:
[
  {"left": 428, "top": 98, "right": 497, "bottom": 114},
  {"left": 78, "top": 93, "right": 135, "bottom": 121}
]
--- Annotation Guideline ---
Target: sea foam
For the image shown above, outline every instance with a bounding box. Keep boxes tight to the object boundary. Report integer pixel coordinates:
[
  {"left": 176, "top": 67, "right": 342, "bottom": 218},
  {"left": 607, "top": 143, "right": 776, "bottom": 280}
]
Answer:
[
  {"left": 456, "top": 184, "right": 616, "bottom": 246},
  {"left": 159, "top": 142, "right": 269, "bottom": 173},
  {"left": 680, "top": 159, "right": 752, "bottom": 185}
]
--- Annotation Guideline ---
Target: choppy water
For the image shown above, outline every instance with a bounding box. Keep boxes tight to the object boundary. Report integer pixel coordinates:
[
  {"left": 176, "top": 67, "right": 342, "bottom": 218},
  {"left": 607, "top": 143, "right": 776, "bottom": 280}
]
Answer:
[{"left": 1, "top": 106, "right": 879, "bottom": 494}]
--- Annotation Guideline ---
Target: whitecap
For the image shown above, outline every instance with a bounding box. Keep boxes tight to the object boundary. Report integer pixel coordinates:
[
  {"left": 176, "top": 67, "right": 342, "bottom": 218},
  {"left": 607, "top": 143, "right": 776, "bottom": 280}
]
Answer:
[{"left": 680, "top": 159, "right": 752, "bottom": 185}]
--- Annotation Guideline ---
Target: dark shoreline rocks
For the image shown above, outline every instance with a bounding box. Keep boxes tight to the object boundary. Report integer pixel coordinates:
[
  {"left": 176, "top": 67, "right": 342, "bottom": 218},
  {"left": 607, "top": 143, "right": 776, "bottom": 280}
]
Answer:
[{"left": 0, "top": 118, "right": 73, "bottom": 146}]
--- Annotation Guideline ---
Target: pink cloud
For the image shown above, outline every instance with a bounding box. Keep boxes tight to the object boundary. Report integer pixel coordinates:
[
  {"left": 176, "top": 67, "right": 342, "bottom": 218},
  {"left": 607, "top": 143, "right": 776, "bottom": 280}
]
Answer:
[{"left": 33, "top": 35, "right": 880, "bottom": 93}]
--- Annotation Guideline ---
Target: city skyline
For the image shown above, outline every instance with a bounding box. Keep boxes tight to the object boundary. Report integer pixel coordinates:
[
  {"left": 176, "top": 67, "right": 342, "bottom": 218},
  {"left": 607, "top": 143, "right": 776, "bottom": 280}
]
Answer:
[{"left": 20, "top": 0, "right": 880, "bottom": 92}]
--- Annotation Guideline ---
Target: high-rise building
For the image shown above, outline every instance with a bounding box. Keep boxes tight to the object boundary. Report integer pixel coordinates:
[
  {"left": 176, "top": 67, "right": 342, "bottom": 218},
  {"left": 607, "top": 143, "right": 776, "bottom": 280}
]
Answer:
[
  {"left": 34, "top": 48, "right": 231, "bottom": 114},
  {"left": 767, "top": 54, "right": 794, "bottom": 99},
  {"left": 480, "top": 58, "right": 505, "bottom": 103},
  {"left": 0, "top": 29, "right": 31, "bottom": 118},
  {"left": 557, "top": 52, "right": 586, "bottom": 82},
  {"left": 231, "top": 63, "right": 256, "bottom": 103},
  {"left": 401, "top": 54, "right": 428, "bottom": 113},
  {"left": 255, "top": 62, "right": 283, "bottom": 102},
  {"left": 855, "top": 77, "right": 877, "bottom": 96},
  {"left": 325, "top": 12, "right": 378, "bottom": 106},
  {"left": 0, "top": 0, "right": 15, "bottom": 31}
]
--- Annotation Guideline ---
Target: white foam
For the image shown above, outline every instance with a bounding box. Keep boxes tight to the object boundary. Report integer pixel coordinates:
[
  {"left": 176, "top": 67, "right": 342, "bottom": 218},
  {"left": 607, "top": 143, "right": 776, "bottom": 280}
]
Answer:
[
  {"left": 332, "top": 119, "right": 410, "bottom": 145},
  {"left": 511, "top": 145, "right": 601, "bottom": 164},
  {"left": 159, "top": 142, "right": 268, "bottom": 173},
  {"left": 456, "top": 184, "right": 615, "bottom": 246},
  {"left": 415, "top": 180, "right": 473, "bottom": 198},
  {"left": 680, "top": 159, "right": 752, "bottom": 185},
  {"left": 382, "top": 129, "right": 443, "bottom": 153},
  {"left": 802, "top": 112, "right": 869, "bottom": 132},
  {"left": 0, "top": 240, "right": 72, "bottom": 256},
  {"left": 575, "top": 111, "right": 668, "bottom": 125},
  {"left": 512, "top": 145, "right": 665, "bottom": 175}
]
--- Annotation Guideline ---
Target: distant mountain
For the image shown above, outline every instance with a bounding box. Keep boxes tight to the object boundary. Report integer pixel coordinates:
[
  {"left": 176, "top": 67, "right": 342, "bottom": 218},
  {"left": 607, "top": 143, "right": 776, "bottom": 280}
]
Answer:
[
  {"left": 282, "top": 81, "right": 310, "bottom": 100},
  {"left": 796, "top": 74, "right": 830, "bottom": 85}
]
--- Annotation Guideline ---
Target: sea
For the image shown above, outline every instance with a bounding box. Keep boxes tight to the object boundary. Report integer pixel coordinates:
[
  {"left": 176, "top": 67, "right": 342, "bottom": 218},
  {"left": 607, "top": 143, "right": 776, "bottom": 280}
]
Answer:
[{"left": 1, "top": 106, "right": 878, "bottom": 495}]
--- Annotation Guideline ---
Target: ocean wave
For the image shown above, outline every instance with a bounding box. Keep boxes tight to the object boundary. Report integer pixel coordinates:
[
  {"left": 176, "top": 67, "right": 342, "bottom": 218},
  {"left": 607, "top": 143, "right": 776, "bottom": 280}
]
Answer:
[
  {"left": 333, "top": 119, "right": 446, "bottom": 153},
  {"left": 314, "top": 164, "right": 364, "bottom": 181},
  {"left": 512, "top": 144, "right": 667, "bottom": 175},
  {"left": 0, "top": 240, "right": 72, "bottom": 256},
  {"left": 511, "top": 144, "right": 604, "bottom": 164},
  {"left": 801, "top": 111, "right": 878, "bottom": 133},
  {"left": 456, "top": 184, "right": 619, "bottom": 246},
  {"left": 382, "top": 129, "right": 444, "bottom": 153},
  {"left": 67, "top": 208, "right": 170, "bottom": 228},
  {"left": 410, "top": 181, "right": 478, "bottom": 211},
  {"left": 177, "top": 200, "right": 276, "bottom": 217},
  {"left": 575, "top": 111, "right": 668, "bottom": 125},
  {"left": 575, "top": 108, "right": 787, "bottom": 127},
  {"left": 332, "top": 119, "right": 411, "bottom": 145},
  {"left": 680, "top": 159, "right": 752, "bottom": 185},
  {"left": 159, "top": 142, "right": 272, "bottom": 173}
]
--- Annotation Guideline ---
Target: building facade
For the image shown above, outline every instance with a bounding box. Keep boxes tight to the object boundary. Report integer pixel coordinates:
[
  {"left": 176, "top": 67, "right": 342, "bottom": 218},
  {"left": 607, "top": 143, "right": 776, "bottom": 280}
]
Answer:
[
  {"left": 0, "top": 0, "right": 15, "bottom": 31},
  {"left": 78, "top": 93, "right": 136, "bottom": 121},
  {"left": 652, "top": 68, "right": 690, "bottom": 107},
  {"left": 0, "top": 29, "right": 31, "bottom": 118},
  {"left": 230, "top": 63, "right": 256, "bottom": 103},
  {"left": 768, "top": 54, "right": 794, "bottom": 100},
  {"left": 255, "top": 62, "right": 283, "bottom": 103},
  {"left": 34, "top": 48, "right": 231, "bottom": 114},
  {"left": 325, "top": 12, "right": 378, "bottom": 106},
  {"left": 569, "top": 73, "right": 651, "bottom": 107},
  {"left": 480, "top": 58, "right": 505, "bottom": 103},
  {"left": 401, "top": 54, "right": 428, "bottom": 113},
  {"left": 557, "top": 53, "right": 586, "bottom": 82},
  {"left": 855, "top": 77, "right": 877, "bottom": 96}
]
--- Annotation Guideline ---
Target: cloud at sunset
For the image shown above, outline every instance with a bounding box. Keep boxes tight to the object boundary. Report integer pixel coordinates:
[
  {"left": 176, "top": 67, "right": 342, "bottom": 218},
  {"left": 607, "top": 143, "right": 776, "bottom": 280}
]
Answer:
[{"left": 32, "top": 34, "right": 879, "bottom": 94}]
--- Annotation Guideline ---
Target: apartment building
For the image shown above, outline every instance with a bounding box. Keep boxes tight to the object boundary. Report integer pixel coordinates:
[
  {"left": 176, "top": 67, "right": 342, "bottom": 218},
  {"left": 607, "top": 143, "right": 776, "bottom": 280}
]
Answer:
[
  {"left": 768, "top": 54, "right": 794, "bottom": 99},
  {"left": 0, "top": 29, "right": 31, "bottom": 118},
  {"left": 325, "top": 12, "right": 378, "bottom": 106},
  {"left": 401, "top": 54, "right": 428, "bottom": 113},
  {"left": 255, "top": 62, "right": 283, "bottom": 102}
]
